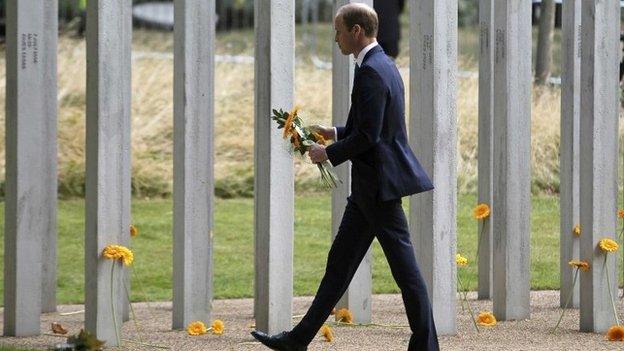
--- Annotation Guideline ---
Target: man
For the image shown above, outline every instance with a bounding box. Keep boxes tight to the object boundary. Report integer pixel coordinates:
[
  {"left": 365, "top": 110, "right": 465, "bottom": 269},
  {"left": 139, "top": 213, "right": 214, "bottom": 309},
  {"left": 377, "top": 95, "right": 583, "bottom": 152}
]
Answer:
[
  {"left": 374, "top": 0, "right": 405, "bottom": 58},
  {"left": 251, "top": 4, "right": 439, "bottom": 351}
]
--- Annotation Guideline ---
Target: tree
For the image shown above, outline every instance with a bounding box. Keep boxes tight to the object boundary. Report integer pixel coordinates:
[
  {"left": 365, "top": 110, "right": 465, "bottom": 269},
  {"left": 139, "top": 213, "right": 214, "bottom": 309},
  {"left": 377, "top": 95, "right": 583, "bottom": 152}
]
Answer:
[{"left": 535, "top": 0, "right": 556, "bottom": 85}]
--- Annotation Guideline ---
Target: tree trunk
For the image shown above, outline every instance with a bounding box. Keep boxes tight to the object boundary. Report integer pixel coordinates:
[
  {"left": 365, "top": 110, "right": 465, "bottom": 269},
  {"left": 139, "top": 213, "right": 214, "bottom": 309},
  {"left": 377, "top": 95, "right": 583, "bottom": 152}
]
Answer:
[{"left": 535, "top": 0, "right": 556, "bottom": 85}]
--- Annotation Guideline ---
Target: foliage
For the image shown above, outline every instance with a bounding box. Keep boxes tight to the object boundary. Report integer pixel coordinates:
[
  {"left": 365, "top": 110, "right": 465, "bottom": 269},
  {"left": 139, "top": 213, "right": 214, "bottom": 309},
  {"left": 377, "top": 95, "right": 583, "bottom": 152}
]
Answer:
[
  {"left": 67, "top": 329, "right": 105, "bottom": 351},
  {"left": 458, "top": 0, "right": 479, "bottom": 27}
]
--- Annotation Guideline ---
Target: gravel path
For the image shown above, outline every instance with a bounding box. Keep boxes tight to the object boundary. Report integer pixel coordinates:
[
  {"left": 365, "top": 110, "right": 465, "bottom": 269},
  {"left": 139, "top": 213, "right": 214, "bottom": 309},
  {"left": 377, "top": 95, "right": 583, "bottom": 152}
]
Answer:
[{"left": 1, "top": 290, "right": 623, "bottom": 350}]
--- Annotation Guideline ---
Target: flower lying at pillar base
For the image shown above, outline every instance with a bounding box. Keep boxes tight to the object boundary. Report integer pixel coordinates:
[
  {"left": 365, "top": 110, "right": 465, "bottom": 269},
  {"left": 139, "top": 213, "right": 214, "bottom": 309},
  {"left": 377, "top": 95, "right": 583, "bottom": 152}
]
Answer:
[
  {"left": 476, "top": 311, "right": 497, "bottom": 327},
  {"left": 320, "top": 324, "right": 333, "bottom": 342},
  {"left": 335, "top": 308, "right": 353, "bottom": 324},
  {"left": 598, "top": 238, "right": 619, "bottom": 253},
  {"left": 607, "top": 325, "right": 624, "bottom": 341},
  {"left": 130, "top": 224, "right": 139, "bottom": 237},
  {"left": 187, "top": 321, "right": 207, "bottom": 336},
  {"left": 210, "top": 320, "right": 225, "bottom": 335}
]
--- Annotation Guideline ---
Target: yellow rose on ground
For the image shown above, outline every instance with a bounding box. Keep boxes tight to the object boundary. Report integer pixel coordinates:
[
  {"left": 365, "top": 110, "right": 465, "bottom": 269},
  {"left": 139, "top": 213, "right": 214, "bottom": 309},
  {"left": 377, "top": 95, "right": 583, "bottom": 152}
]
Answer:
[
  {"left": 572, "top": 225, "right": 581, "bottom": 236},
  {"left": 476, "top": 311, "right": 497, "bottom": 326},
  {"left": 335, "top": 308, "right": 353, "bottom": 324},
  {"left": 187, "top": 321, "right": 207, "bottom": 336},
  {"left": 210, "top": 320, "right": 224, "bottom": 335},
  {"left": 456, "top": 254, "right": 468, "bottom": 267},
  {"left": 130, "top": 224, "right": 138, "bottom": 237},
  {"left": 473, "top": 204, "right": 490, "bottom": 220},
  {"left": 568, "top": 260, "right": 590, "bottom": 272},
  {"left": 598, "top": 238, "right": 619, "bottom": 253},
  {"left": 320, "top": 324, "right": 333, "bottom": 342},
  {"left": 607, "top": 325, "right": 624, "bottom": 341}
]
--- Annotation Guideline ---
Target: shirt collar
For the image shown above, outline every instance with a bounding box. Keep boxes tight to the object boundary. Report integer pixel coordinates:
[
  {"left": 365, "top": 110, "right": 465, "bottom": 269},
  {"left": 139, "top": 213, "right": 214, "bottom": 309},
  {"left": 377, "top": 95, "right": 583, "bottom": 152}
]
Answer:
[{"left": 355, "top": 41, "right": 378, "bottom": 67}]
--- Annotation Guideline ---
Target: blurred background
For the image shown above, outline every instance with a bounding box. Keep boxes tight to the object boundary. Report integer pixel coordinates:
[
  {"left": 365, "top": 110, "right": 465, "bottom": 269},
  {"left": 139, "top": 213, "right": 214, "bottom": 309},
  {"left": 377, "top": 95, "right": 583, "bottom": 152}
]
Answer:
[{"left": 0, "top": 0, "right": 620, "bottom": 199}]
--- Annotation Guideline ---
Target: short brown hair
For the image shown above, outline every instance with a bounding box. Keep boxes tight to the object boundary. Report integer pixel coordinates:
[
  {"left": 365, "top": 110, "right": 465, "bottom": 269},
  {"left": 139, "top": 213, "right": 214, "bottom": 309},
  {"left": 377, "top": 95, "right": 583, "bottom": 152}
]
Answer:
[{"left": 336, "top": 3, "right": 378, "bottom": 38}]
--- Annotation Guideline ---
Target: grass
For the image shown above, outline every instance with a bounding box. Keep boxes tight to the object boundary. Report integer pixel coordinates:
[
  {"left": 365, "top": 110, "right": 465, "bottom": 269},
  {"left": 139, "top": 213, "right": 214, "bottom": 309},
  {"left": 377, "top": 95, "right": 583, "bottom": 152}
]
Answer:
[
  {"left": 0, "top": 22, "right": 608, "bottom": 198},
  {"left": 0, "top": 193, "right": 572, "bottom": 304}
]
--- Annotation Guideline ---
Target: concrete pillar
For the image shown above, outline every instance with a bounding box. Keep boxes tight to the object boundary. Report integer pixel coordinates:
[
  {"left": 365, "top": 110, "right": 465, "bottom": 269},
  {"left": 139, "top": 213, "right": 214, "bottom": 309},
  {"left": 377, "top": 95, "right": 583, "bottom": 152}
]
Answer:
[
  {"left": 579, "top": 0, "right": 620, "bottom": 333},
  {"left": 559, "top": 0, "right": 581, "bottom": 309},
  {"left": 331, "top": 0, "right": 373, "bottom": 325},
  {"left": 492, "top": 0, "right": 531, "bottom": 321},
  {"left": 477, "top": 0, "right": 494, "bottom": 301},
  {"left": 172, "top": 0, "right": 215, "bottom": 330},
  {"left": 4, "top": 0, "right": 58, "bottom": 336},
  {"left": 85, "top": 0, "right": 132, "bottom": 345},
  {"left": 254, "top": 0, "right": 295, "bottom": 334},
  {"left": 409, "top": 0, "right": 458, "bottom": 335}
]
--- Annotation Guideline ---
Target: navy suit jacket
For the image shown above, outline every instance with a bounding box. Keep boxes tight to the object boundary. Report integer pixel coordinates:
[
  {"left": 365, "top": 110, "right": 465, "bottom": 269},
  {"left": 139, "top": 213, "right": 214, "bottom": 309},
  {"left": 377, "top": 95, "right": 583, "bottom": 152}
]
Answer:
[{"left": 326, "top": 45, "right": 434, "bottom": 202}]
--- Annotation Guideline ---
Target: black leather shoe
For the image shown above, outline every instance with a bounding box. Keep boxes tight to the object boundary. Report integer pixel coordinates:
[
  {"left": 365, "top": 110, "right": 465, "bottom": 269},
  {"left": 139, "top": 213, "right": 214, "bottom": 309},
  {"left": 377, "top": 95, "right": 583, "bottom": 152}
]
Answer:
[{"left": 250, "top": 330, "right": 307, "bottom": 351}]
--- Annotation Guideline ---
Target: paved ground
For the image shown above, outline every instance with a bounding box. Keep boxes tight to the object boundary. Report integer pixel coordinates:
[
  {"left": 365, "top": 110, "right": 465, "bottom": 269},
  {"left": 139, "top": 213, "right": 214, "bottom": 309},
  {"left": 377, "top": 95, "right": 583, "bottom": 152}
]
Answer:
[{"left": 1, "top": 290, "right": 623, "bottom": 350}]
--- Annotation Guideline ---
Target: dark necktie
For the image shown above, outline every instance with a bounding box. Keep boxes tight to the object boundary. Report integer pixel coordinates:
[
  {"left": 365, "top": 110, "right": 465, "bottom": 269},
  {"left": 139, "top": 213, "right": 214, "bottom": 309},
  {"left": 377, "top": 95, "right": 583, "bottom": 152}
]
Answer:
[{"left": 354, "top": 63, "right": 360, "bottom": 76}]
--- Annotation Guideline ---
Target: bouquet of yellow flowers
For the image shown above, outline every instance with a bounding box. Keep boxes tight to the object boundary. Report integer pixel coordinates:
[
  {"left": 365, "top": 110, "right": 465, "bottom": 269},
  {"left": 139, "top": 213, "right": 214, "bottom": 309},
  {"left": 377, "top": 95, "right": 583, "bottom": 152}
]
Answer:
[{"left": 272, "top": 107, "right": 340, "bottom": 188}]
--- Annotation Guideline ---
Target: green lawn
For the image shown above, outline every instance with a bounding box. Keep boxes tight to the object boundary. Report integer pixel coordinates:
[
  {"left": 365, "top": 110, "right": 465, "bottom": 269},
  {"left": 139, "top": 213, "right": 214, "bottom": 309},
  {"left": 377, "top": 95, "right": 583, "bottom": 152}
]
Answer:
[{"left": 0, "top": 193, "right": 573, "bottom": 304}]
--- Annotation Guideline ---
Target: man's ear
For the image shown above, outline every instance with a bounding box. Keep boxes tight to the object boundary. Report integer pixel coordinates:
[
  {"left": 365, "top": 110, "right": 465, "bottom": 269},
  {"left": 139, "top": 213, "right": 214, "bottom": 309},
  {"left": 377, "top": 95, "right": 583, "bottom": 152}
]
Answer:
[{"left": 352, "top": 24, "right": 362, "bottom": 38}]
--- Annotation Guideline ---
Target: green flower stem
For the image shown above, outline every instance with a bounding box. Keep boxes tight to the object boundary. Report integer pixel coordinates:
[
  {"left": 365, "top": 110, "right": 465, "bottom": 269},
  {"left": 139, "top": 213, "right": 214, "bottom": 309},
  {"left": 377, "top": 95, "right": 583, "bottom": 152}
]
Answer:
[
  {"left": 457, "top": 274, "right": 479, "bottom": 333},
  {"left": 458, "top": 293, "right": 466, "bottom": 313},
  {"left": 476, "top": 218, "right": 488, "bottom": 263},
  {"left": 110, "top": 262, "right": 121, "bottom": 347},
  {"left": 551, "top": 267, "right": 579, "bottom": 333},
  {"left": 620, "top": 227, "right": 624, "bottom": 299},
  {"left": 123, "top": 279, "right": 143, "bottom": 343},
  {"left": 604, "top": 254, "right": 620, "bottom": 326},
  {"left": 130, "top": 267, "right": 157, "bottom": 320}
]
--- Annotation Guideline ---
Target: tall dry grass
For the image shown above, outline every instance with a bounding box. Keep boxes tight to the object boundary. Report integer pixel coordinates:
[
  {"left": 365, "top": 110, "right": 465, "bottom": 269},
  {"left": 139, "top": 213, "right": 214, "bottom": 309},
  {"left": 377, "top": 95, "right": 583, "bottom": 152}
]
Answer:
[{"left": 0, "top": 30, "right": 618, "bottom": 198}]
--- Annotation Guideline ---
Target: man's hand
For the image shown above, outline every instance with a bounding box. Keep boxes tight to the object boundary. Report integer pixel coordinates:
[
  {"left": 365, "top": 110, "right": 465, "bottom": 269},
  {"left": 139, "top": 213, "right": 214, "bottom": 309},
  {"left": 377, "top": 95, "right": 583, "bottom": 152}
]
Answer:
[
  {"left": 309, "top": 143, "right": 329, "bottom": 163},
  {"left": 309, "top": 124, "right": 335, "bottom": 141}
]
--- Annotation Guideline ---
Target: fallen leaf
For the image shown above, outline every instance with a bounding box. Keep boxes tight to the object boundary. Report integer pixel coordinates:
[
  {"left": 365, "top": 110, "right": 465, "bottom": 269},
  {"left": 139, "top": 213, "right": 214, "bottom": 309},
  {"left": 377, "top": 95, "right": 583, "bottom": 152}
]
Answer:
[{"left": 51, "top": 322, "right": 68, "bottom": 335}]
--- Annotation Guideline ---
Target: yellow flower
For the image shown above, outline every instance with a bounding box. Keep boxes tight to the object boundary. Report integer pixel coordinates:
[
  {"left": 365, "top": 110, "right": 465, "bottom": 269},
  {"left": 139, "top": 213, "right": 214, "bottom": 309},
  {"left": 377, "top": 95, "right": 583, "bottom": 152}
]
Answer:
[
  {"left": 568, "top": 260, "right": 590, "bottom": 272},
  {"left": 473, "top": 204, "right": 490, "bottom": 220},
  {"left": 187, "top": 321, "right": 207, "bottom": 336},
  {"left": 618, "top": 209, "right": 624, "bottom": 219},
  {"left": 335, "top": 308, "right": 353, "bottom": 324},
  {"left": 476, "top": 311, "right": 497, "bottom": 326},
  {"left": 312, "top": 132, "right": 326, "bottom": 146},
  {"left": 320, "top": 324, "right": 333, "bottom": 342},
  {"left": 572, "top": 225, "right": 581, "bottom": 236},
  {"left": 102, "top": 245, "right": 134, "bottom": 266},
  {"left": 456, "top": 254, "right": 468, "bottom": 267},
  {"left": 130, "top": 224, "right": 138, "bottom": 237},
  {"left": 210, "top": 320, "right": 224, "bottom": 335},
  {"left": 598, "top": 238, "right": 619, "bottom": 253},
  {"left": 282, "top": 106, "right": 300, "bottom": 139},
  {"left": 291, "top": 134, "right": 301, "bottom": 149},
  {"left": 607, "top": 325, "right": 624, "bottom": 341}
]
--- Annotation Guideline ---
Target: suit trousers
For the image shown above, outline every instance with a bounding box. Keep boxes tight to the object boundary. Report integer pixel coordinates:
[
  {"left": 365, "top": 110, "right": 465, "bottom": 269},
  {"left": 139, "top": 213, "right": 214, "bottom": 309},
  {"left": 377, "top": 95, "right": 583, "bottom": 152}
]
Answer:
[{"left": 289, "top": 196, "right": 439, "bottom": 351}]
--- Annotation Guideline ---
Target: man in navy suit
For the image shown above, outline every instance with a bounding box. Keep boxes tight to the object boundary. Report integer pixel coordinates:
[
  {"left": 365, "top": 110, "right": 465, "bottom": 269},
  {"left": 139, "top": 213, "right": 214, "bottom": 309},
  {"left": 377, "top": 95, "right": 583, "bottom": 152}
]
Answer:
[{"left": 252, "top": 3, "right": 439, "bottom": 351}]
